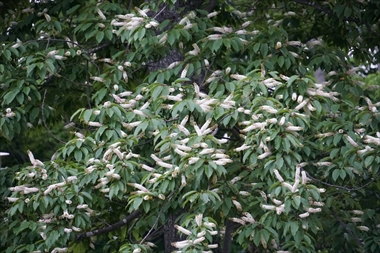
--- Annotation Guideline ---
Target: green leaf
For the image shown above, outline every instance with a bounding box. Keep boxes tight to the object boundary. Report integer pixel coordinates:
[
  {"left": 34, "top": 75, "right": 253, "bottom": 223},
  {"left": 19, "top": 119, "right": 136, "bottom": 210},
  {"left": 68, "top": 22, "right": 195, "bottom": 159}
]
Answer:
[
  {"left": 312, "top": 100, "right": 322, "bottom": 114},
  {"left": 3, "top": 90, "right": 19, "bottom": 105},
  {"left": 66, "top": 4, "right": 81, "bottom": 15},
  {"left": 261, "top": 43, "right": 268, "bottom": 57},
  {"left": 3, "top": 50, "right": 11, "bottom": 60},
  {"left": 278, "top": 56, "right": 284, "bottom": 67},
  {"left": 292, "top": 196, "right": 301, "bottom": 209},
  {"left": 167, "top": 31, "right": 176, "bottom": 45},
  {"left": 205, "top": 165, "right": 213, "bottom": 178},
  {"left": 332, "top": 169, "right": 339, "bottom": 181},
  {"left": 290, "top": 221, "right": 298, "bottom": 236},
  {"left": 96, "top": 31, "right": 105, "bottom": 43},
  {"left": 333, "top": 134, "right": 342, "bottom": 146},
  {"left": 81, "top": 191, "right": 93, "bottom": 201},
  {"left": 287, "top": 75, "right": 298, "bottom": 86},
  {"left": 211, "top": 39, "right": 223, "bottom": 52},
  {"left": 276, "top": 157, "right": 284, "bottom": 169},
  {"left": 330, "top": 148, "right": 339, "bottom": 159},
  {"left": 74, "top": 150, "right": 83, "bottom": 162},
  {"left": 344, "top": 7, "right": 352, "bottom": 18},
  {"left": 339, "top": 169, "right": 346, "bottom": 180},
  {"left": 26, "top": 64, "right": 36, "bottom": 77},
  {"left": 83, "top": 109, "right": 93, "bottom": 122},
  {"left": 364, "top": 156, "right": 374, "bottom": 167},
  {"left": 133, "top": 198, "right": 143, "bottom": 210},
  {"left": 282, "top": 137, "right": 291, "bottom": 153},
  {"left": 264, "top": 60, "right": 274, "bottom": 70},
  {"left": 253, "top": 43, "right": 260, "bottom": 53},
  {"left": 53, "top": 21, "right": 62, "bottom": 32}
]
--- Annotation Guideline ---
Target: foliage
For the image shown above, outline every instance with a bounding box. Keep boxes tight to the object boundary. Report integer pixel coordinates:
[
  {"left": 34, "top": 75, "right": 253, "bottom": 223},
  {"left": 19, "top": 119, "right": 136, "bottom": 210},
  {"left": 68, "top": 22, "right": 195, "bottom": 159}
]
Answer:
[{"left": 1, "top": 0, "right": 380, "bottom": 253}]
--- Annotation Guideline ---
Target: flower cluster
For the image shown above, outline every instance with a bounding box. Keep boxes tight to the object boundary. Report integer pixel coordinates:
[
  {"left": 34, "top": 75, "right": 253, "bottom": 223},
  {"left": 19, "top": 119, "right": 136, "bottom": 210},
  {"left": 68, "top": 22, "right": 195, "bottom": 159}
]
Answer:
[{"left": 171, "top": 214, "right": 218, "bottom": 252}]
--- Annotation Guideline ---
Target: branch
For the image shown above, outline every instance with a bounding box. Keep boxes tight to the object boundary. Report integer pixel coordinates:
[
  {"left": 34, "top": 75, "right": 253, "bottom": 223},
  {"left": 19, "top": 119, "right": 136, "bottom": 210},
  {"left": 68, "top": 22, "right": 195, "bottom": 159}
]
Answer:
[
  {"left": 305, "top": 170, "right": 380, "bottom": 192},
  {"left": 87, "top": 42, "right": 111, "bottom": 54},
  {"left": 41, "top": 89, "right": 66, "bottom": 144},
  {"left": 330, "top": 208, "right": 364, "bottom": 247},
  {"left": 140, "top": 207, "right": 164, "bottom": 244},
  {"left": 75, "top": 210, "right": 140, "bottom": 241}
]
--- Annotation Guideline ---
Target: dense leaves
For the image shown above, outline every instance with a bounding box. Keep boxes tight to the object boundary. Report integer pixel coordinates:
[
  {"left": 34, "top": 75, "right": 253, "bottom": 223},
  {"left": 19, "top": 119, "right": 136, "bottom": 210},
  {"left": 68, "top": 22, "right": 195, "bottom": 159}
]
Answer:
[{"left": 1, "top": 0, "right": 380, "bottom": 253}]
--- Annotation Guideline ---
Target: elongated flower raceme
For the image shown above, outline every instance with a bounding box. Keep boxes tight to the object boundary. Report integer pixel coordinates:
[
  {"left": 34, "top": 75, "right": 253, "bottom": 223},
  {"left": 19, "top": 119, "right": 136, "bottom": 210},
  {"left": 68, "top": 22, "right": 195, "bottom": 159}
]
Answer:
[
  {"left": 127, "top": 183, "right": 149, "bottom": 192},
  {"left": 261, "top": 204, "right": 276, "bottom": 210},
  {"left": 357, "top": 226, "right": 370, "bottom": 232},
  {"left": 301, "top": 171, "right": 309, "bottom": 184},
  {"left": 174, "top": 225, "right": 192, "bottom": 235},
  {"left": 257, "top": 151, "right": 272, "bottom": 159},
  {"left": 195, "top": 213, "right": 203, "bottom": 226},
  {"left": 177, "top": 124, "right": 190, "bottom": 135},
  {"left": 352, "top": 210, "right": 364, "bottom": 215},
  {"left": 171, "top": 240, "right": 191, "bottom": 249},
  {"left": 351, "top": 217, "right": 362, "bottom": 222},
  {"left": 344, "top": 134, "right": 359, "bottom": 147},
  {"left": 230, "top": 217, "right": 246, "bottom": 225},
  {"left": 188, "top": 157, "right": 200, "bottom": 164},
  {"left": 232, "top": 200, "right": 243, "bottom": 211},
  {"left": 193, "top": 236, "right": 205, "bottom": 244},
  {"left": 141, "top": 164, "right": 155, "bottom": 172},
  {"left": 273, "top": 169, "right": 284, "bottom": 182},
  {"left": 234, "top": 144, "right": 251, "bottom": 152}
]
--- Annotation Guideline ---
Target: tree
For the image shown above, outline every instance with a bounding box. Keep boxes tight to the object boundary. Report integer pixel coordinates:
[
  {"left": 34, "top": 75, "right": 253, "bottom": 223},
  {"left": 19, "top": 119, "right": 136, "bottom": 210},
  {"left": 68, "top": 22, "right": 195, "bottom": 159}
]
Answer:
[{"left": 1, "top": 0, "right": 380, "bottom": 252}]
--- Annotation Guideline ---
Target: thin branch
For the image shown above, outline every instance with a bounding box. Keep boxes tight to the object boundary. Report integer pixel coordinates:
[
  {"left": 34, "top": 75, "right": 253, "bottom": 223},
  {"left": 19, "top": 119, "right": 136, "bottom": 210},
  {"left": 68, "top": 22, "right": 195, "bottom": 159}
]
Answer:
[
  {"left": 134, "top": 138, "right": 153, "bottom": 147},
  {"left": 75, "top": 210, "right": 141, "bottom": 241},
  {"left": 87, "top": 42, "right": 111, "bottom": 54},
  {"left": 85, "top": 60, "right": 92, "bottom": 109},
  {"left": 166, "top": 117, "right": 179, "bottom": 123},
  {"left": 330, "top": 208, "right": 364, "bottom": 247},
  {"left": 154, "top": 5, "right": 167, "bottom": 19},
  {"left": 140, "top": 207, "right": 164, "bottom": 244},
  {"left": 41, "top": 89, "right": 66, "bottom": 144},
  {"left": 305, "top": 170, "right": 380, "bottom": 192},
  {"left": 57, "top": 73, "right": 92, "bottom": 87}
]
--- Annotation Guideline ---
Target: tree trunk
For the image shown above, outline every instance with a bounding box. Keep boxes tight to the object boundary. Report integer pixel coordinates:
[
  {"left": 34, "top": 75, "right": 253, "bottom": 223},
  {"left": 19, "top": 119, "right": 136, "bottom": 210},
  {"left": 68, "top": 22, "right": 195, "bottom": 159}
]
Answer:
[{"left": 164, "top": 213, "right": 181, "bottom": 253}]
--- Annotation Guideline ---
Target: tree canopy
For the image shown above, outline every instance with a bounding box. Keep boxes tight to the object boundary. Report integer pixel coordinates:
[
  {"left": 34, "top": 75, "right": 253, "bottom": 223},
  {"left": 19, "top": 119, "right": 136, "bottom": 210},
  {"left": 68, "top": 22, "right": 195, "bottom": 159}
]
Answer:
[{"left": 1, "top": 0, "right": 380, "bottom": 252}]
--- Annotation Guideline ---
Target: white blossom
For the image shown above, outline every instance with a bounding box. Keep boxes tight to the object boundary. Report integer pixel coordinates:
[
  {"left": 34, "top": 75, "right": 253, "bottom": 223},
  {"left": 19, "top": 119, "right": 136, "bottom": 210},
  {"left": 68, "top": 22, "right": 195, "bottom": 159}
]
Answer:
[
  {"left": 351, "top": 217, "right": 362, "bottom": 222},
  {"left": 7, "top": 197, "right": 19, "bottom": 202},
  {"left": 273, "top": 169, "right": 284, "bottom": 182},
  {"left": 234, "top": 144, "right": 251, "bottom": 152},
  {"left": 357, "top": 226, "right": 370, "bottom": 232},
  {"left": 345, "top": 134, "right": 359, "bottom": 147},
  {"left": 207, "top": 34, "right": 222, "bottom": 40},
  {"left": 352, "top": 210, "right": 364, "bottom": 215},
  {"left": 171, "top": 240, "right": 191, "bottom": 249},
  {"left": 257, "top": 151, "right": 272, "bottom": 159},
  {"left": 261, "top": 204, "right": 276, "bottom": 210},
  {"left": 299, "top": 212, "right": 310, "bottom": 218},
  {"left": 195, "top": 213, "right": 203, "bottom": 226},
  {"left": 232, "top": 200, "right": 243, "bottom": 211},
  {"left": 175, "top": 225, "right": 192, "bottom": 235}
]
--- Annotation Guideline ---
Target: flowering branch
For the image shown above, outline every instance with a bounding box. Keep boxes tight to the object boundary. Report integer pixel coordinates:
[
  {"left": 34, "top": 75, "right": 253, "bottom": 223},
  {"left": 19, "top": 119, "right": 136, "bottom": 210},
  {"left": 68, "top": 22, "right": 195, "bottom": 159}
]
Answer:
[{"left": 75, "top": 210, "right": 140, "bottom": 241}]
